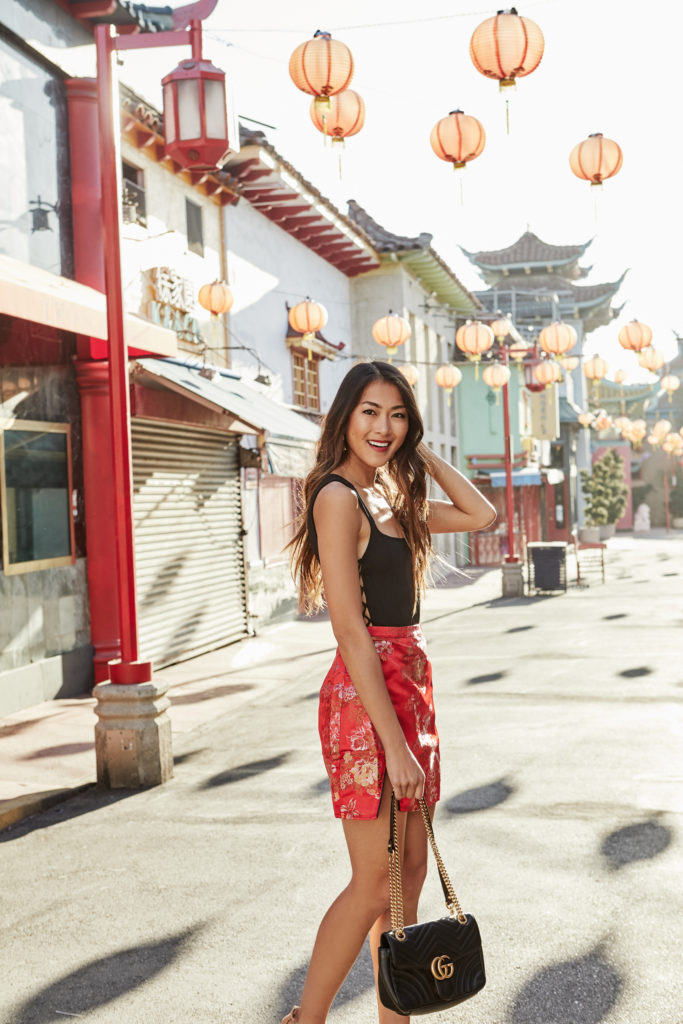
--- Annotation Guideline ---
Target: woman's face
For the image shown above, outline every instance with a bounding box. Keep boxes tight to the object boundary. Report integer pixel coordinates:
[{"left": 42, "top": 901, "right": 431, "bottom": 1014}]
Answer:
[{"left": 344, "top": 380, "right": 410, "bottom": 470}]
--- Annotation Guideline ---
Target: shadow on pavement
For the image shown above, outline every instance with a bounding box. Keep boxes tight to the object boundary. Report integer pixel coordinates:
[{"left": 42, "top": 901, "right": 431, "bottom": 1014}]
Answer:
[
  {"left": 9, "top": 926, "right": 201, "bottom": 1023},
  {"left": 602, "top": 613, "right": 627, "bottom": 620},
  {"left": 600, "top": 818, "right": 673, "bottom": 870},
  {"left": 0, "top": 788, "right": 131, "bottom": 844},
  {"left": 508, "top": 944, "right": 622, "bottom": 1024},
  {"left": 169, "top": 682, "right": 255, "bottom": 705},
  {"left": 277, "top": 939, "right": 375, "bottom": 1017},
  {"left": 198, "top": 752, "right": 292, "bottom": 789},
  {"left": 618, "top": 666, "right": 652, "bottom": 678},
  {"left": 311, "top": 777, "right": 330, "bottom": 796},
  {"left": 506, "top": 624, "right": 534, "bottom": 633},
  {"left": 173, "top": 746, "right": 209, "bottom": 766},
  {"left": 467, "top": 671, "right": 507, "bottom": 685},
  {"left": 22, "top": 742, "right": 93, "bottom": 760},
  {"left": 445, "top": 778, "right": 514, "bottom": 815}
]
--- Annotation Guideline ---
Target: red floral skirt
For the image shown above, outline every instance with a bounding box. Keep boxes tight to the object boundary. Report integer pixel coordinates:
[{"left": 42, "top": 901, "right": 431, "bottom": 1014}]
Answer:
[{"left": 318, "top": 624, "right": 440, "bottom": 820}]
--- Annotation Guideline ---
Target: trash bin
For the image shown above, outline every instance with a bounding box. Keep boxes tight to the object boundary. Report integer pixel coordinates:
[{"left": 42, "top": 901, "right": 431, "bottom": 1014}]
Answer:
[{"left": 526, "top": 542, "right": 567, "bottom": 593}]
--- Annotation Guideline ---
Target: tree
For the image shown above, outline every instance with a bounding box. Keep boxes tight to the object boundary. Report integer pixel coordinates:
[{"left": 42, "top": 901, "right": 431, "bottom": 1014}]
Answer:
[{"left": 580, "top": 449, "right": 628, "bottom": 526}]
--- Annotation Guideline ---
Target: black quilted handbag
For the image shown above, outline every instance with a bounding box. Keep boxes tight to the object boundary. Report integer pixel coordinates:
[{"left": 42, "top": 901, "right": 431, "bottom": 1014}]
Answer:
[{"left": 378, "top": 794, "right": 486, "bottom": 1016}]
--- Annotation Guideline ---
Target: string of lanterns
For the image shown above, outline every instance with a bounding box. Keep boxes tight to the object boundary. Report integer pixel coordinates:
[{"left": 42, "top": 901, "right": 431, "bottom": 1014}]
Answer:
[{"left": 287, "top": 11, "right": 622, "bottom": 194}]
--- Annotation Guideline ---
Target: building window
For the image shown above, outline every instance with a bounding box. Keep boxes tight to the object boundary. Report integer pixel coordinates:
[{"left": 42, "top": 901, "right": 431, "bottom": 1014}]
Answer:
[
  {"left": 186, "top": 198, "right": 204, "bottom": 257},
  {"left": 292, "top": 351, "right": 320, "bottom": 411},
  {"left": 0, "top": 420, "right": 75, "bottom": 574},
  {"left": 121, "top": 161, "right": 146, "bottom": 226}
]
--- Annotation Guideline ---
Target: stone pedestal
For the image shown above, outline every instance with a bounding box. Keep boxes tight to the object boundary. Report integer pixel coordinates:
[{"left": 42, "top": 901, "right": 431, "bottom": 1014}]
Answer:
[
  {"left": 94, "top": 680, "right": 173, "bottom": 788},
  {"left": 501, "top": 560, "right": 525, "bottom": 598}
]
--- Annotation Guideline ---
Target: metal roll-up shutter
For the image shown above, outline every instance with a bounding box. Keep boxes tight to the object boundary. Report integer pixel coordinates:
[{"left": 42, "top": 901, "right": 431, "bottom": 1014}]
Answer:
[{"left": 131, "top": 420, "right": 248, "bottom": 668}]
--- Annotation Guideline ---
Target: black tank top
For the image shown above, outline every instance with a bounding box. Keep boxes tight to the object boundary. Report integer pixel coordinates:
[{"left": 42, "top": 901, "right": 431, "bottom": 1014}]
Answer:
[{"left": 308, "top": 474, "right": 419, "bottom": 627}]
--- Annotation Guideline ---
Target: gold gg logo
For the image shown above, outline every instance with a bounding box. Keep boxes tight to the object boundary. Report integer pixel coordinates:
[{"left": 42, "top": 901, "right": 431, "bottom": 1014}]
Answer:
[{"left": 430, "top": 954, "right": 454, "bottom": 980}]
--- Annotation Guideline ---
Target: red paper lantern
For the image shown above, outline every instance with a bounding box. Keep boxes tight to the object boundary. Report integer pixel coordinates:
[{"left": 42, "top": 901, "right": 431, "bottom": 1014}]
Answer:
[
  {"left": 430, "top": 110, "right": 485, "bottom": 170},
  {"left": 162, "top": 58, "right": 229, "bottom": 169}
]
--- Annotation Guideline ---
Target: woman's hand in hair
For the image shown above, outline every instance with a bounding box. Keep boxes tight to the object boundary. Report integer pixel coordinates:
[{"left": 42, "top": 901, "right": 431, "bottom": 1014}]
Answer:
[
  {"left": 417, "top": 441, "right": 439, "bottom": 476},
  {"left": 419, "top": 445, "right": 497, "bottom": 534},
  {"left": 385, "top": 742, "right": 425, "bottom": 803}
]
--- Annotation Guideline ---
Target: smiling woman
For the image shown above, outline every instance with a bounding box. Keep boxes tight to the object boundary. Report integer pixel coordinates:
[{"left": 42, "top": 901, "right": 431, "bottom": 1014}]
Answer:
[{"left": 283, "top": 360, "right": 495, "bottom": 1024}]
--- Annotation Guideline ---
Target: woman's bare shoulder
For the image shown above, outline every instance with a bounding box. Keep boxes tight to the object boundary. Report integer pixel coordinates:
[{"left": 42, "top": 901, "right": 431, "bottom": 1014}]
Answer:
[{"left": 312, "top": 479, "right": 359, "bottom": 523}]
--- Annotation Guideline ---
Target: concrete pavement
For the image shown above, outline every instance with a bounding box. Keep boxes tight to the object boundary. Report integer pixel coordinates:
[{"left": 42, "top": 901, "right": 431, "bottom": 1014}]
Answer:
[{"left": 1, "top": 533, "right": 682, "bottom": 1024}]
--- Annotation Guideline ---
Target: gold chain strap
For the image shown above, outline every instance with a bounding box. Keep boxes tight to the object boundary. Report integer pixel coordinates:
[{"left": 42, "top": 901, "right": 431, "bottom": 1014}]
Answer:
[
  {"left": 388, "top": 794, "right": 467, "bottom": 941},
  {"left": 417, "top": 799, "right": 468, "bottom": 925}
]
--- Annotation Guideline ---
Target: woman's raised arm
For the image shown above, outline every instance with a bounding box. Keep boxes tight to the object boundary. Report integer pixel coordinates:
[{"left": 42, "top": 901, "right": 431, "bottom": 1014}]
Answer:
[{"left": 419, "top": 444, "right": 497, "bottom": 534}]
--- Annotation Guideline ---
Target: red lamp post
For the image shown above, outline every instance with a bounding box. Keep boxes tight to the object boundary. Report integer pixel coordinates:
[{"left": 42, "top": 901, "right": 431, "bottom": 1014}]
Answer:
[{"left": 94, "top": 0, "right": 228, "bottom": 686}]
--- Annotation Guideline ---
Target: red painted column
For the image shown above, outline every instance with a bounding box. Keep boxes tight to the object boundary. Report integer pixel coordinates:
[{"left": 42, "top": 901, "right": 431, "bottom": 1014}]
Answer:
[
  {"left": 64, "top": 79, "right": 104, "bottom": 293},
  {"left": 75, "top": 362, "right": 121, "bottom": 681},
  {"left": 501, "top": 369, "right": 517, "bottom": 562},
  {"left": 66, "top": 77, "right": 121, "bottom": 682}
]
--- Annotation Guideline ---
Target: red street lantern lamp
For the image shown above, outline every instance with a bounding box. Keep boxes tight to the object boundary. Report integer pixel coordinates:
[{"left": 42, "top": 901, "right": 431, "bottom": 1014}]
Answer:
[{"left": 162, "top": 56, "right": 229, "bottom": 169}]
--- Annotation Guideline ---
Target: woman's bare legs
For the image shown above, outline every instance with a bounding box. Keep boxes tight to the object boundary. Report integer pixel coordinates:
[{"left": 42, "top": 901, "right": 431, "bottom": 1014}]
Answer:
[
  {"left": 288, "top": 785, "right": 408, "bottom": 1024},
  {"left": 368, "top": 803, "right": 431, "bottom": 1024}
]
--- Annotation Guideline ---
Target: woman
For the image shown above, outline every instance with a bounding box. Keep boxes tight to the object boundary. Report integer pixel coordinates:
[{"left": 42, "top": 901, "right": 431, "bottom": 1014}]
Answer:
[{"left": 284, "top": 360, "right": 495, "bottom": 1024}]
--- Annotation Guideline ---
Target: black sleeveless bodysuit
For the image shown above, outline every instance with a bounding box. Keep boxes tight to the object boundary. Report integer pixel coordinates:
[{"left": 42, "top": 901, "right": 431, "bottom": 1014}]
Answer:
[{"left": 308, "top": 474, "right": 419, "bottom": 626}]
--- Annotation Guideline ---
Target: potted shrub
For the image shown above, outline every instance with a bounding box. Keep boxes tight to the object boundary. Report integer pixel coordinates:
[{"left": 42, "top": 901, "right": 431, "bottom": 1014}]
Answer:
[{"left": 580, "top": 450, "right": 628, "bottom": 541}]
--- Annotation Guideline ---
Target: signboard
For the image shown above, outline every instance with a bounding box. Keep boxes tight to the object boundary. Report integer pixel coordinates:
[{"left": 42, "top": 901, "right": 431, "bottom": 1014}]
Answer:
[
  {"left": 145, "top": 267, "right": 202, "bottom": 345},
  {"left": 529, "top": 386, "right": 560, "bottom": 441}
]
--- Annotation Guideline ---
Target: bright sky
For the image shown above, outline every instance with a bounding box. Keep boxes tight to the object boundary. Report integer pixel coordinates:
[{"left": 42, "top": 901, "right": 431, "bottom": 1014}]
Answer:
[{"left": 119, "top": 0, "right": 683, "bottom": 382}]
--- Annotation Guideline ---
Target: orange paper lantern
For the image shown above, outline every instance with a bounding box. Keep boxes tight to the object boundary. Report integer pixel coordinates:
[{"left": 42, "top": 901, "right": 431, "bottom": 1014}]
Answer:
[
  {"left": 309, "top": 88, "right": 365, "bottom": 141},
  {"left": 289, "top": 31, "right": 354, "bottom": 107},
  {"left": 559, "top": 355, "right": 579, "bottom": 371},
  {"left": 399, "top": 364, "right": 418, "bottom": 387},
  {"left": 638, "top": 347, "right": 665, "bottom": 373},
  {"left": 372, "top": 313, "right": 411, "bottom": 360},
  {"left": 533, "top": 360, "right": 561, "bottom": 387},
  {"left": 661, "top": 375, "right": 681, "bottom": 403},
  {"left": 583, "top": 355, "right": 609, "bottom": 381},
  {"left": 435, "top": 364, "right": 462, "bottom": 404},
  {"left": 288, "top": 299, "right": 328, "bottom": 360},
  {"left": 613, "top": 368, "right": 628, "bottom": 384},
  {"left": 198, "top": 280, "right": 234, "bottom": 316},
  {"left": 490, "top": 316, "right": 512, "bottom": 341},
  {"left": 538, "top": 321, "right": 577, "bottom": 357},
  {"left": 430, "top": 110, "right": 486, "bottom": 170},
  {"left": 455, "top": 321, "right": 493, "bottom": 379},
  {"left": 570, "top": 133, "right": 623, "bottom": 187},
  {"left": 618, "top": 320, "right": 653, "bottom": 352},
  {"left": 469, "top": 9, "right": 545, "bottom": 90},
  {"left": 578, "top": 411, "right": 593, "bottom": 428}
]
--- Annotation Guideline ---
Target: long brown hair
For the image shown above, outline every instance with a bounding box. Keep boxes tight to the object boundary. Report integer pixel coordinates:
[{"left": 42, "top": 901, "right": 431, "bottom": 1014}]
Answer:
[{"left": 289, "top": 359, "right": 432, "bottom": 614}]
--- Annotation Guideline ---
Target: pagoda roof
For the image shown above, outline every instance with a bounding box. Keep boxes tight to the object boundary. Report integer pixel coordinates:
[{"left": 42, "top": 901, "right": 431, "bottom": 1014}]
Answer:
[
  {"left": 462, "top": 231, "right": 593, "bottom": 282},
  {"left": 347, "top": 201, "right": 480, "bottom": 313},
  {"left": 474, "top": 271, "right": 627, "bottom": 333}
]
